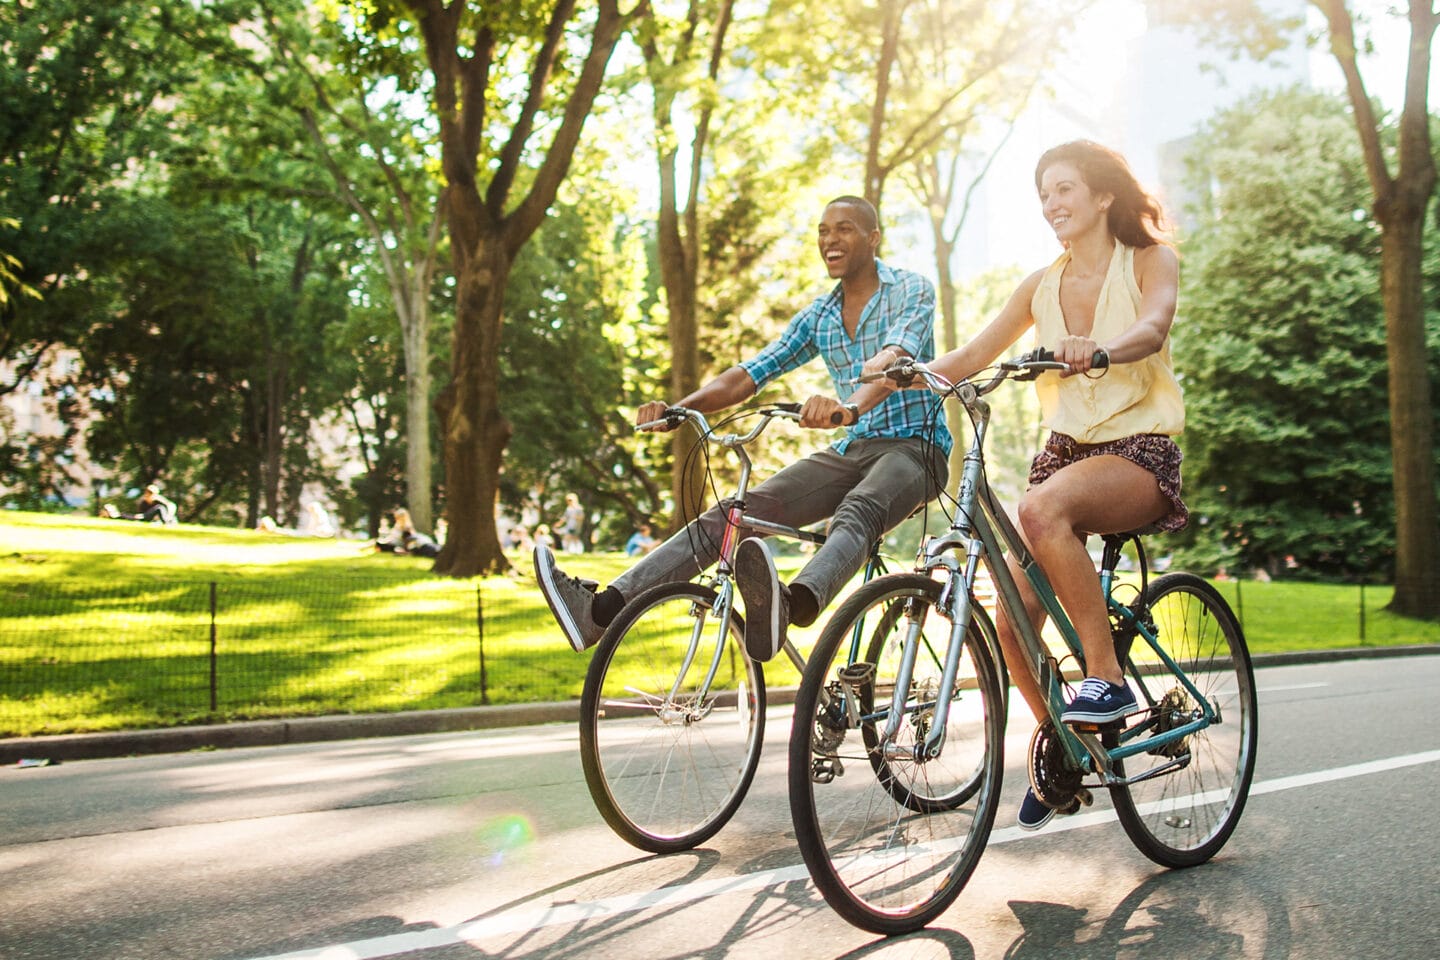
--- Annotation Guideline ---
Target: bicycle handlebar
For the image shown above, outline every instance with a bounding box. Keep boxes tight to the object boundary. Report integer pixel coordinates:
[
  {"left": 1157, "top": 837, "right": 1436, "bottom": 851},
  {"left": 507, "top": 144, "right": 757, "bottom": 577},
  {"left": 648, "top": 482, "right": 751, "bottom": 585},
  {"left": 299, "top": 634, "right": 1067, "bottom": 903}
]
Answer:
[
  {"left": 635, "top": 403, "right": 803, "bottom": 445},
  {"left": 858, "top": 347, "right": 1109, "bottom": 398}
]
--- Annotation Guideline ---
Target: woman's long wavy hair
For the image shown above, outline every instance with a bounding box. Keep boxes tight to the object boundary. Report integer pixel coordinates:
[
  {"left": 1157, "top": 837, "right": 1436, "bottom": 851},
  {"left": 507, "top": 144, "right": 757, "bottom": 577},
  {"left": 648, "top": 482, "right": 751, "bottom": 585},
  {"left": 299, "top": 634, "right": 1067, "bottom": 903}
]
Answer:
[{"left": 1035, "top": 140, "right": 1169, "bottom": 249}]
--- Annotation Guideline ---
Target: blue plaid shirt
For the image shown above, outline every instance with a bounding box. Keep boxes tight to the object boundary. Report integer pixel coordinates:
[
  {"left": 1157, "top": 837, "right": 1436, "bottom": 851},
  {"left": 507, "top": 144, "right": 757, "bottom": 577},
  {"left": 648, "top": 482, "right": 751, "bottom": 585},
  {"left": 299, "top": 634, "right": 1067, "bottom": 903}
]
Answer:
[{"left": 740, "top": 260, "right": 952, "bottom": 456}]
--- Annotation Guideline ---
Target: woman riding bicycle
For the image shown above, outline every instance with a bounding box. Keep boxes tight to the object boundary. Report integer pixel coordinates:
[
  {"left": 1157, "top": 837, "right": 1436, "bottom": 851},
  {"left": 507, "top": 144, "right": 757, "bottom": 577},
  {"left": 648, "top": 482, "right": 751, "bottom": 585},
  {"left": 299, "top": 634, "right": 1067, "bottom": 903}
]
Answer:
[{"left": 920, "top": 140, "right": 1188, "bottom": 831}]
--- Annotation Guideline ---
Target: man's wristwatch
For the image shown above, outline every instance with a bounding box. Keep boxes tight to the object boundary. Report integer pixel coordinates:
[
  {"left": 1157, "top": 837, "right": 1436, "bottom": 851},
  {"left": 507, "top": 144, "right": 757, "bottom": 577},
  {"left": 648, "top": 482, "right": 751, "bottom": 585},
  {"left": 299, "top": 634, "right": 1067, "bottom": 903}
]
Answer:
[{"left": 842, "top": 403, "right": 860, "bottom": 426}]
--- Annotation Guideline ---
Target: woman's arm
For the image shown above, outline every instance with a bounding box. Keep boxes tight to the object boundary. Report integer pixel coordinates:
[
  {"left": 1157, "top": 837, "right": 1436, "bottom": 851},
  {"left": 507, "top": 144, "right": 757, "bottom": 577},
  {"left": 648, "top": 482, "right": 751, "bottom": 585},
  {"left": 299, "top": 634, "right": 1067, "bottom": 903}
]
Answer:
[
  {"left": 1101, "top": 244, "right": 1178, "bottom": 363},
  {"left": 927, "top": 267, "right": 1045, "bottom": 383},
  {"left": 1053, "top": 244, "right": 1178, "bottom": 373}
]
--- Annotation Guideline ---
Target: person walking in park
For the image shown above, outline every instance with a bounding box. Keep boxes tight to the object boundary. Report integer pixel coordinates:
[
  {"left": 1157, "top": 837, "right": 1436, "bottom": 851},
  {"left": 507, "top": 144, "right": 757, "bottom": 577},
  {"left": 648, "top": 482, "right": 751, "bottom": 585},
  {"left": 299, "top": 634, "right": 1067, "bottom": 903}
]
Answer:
[
  {"left": 922, "top": 140, "right": 1187, "bottom": 830},
  {"left": 560, "top": 493, "right": 586, "bottom": 554},
  {"left": 534, "top": 194, "right": 952, "bottom": 662}
]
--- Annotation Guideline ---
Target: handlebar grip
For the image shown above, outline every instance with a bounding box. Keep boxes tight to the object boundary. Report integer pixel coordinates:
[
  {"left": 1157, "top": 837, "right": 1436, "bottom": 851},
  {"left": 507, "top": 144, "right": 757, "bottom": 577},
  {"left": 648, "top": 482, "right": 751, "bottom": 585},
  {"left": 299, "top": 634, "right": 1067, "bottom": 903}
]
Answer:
[{"left": 1029, "top": 348, "right": 1109, "bottom": 368}]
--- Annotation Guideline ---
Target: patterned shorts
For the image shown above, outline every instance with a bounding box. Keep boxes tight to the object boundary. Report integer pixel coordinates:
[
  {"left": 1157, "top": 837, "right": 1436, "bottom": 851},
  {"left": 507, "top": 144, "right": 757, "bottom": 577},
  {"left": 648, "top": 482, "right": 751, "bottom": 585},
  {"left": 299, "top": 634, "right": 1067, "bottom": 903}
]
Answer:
[{"left": 1027, "top": 432, "right": 1189, "bottom": 533}]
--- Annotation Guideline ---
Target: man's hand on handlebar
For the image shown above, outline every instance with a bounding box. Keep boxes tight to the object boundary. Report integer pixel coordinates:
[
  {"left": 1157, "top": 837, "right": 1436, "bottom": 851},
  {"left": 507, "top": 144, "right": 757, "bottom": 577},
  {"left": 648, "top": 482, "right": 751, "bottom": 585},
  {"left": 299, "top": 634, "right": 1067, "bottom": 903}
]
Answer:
[
  {"left": 636, "top": 400, "right": 677, "bottom": 432},
  {"left": 859, "top": 347, "right": 904, "bottom": 392},
  {"left": 800, "top": 395, "right": 851, "bottom": 428}
]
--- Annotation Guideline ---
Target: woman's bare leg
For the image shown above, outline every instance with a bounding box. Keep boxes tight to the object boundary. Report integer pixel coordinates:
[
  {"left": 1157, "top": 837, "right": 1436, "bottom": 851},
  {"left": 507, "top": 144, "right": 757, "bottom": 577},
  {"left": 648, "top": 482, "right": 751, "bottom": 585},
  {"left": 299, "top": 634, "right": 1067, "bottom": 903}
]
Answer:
[{"left": 1017, "top": 455, "right": 1168, "bottom": 686}]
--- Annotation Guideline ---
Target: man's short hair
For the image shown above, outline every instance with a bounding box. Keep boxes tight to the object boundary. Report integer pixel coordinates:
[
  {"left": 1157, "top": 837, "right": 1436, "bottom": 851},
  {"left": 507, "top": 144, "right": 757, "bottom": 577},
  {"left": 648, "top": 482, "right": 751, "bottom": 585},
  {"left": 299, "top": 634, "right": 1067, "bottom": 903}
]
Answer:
[{"left": 827, "top": 195, "right": 879, "bottom": 233}]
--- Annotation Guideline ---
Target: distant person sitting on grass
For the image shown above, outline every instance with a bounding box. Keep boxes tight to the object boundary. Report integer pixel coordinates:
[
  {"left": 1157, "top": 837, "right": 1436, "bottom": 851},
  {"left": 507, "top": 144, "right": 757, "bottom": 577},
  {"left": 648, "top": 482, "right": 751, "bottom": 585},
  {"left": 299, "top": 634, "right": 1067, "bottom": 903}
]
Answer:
[
  {"left": 625, "top": 523, "right": 657, "bottom": 557},
  {"left": 101, "top": 485, "right": 177, "bottom": 525},
  {"left": 256, "top": 502, "right": 337, "bottom": 538},
  {"left": 372, "top": 507, "right": 440, "bottom": 558}
]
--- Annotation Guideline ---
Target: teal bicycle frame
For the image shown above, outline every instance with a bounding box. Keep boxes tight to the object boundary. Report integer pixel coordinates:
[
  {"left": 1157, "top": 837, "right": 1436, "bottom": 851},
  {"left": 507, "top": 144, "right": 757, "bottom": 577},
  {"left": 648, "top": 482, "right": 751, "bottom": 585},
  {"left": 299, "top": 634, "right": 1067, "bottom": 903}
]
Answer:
[{"left": 891, "top": 372, "right": 1219, "bottom": 785}]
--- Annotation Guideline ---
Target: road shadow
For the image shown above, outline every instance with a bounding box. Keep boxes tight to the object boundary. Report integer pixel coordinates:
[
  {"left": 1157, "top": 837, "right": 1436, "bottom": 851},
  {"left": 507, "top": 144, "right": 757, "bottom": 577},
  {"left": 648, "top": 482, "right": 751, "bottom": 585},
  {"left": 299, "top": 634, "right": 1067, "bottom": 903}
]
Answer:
[{"left": 1003, "top": 862, "right": 1292, "bottom": 959}]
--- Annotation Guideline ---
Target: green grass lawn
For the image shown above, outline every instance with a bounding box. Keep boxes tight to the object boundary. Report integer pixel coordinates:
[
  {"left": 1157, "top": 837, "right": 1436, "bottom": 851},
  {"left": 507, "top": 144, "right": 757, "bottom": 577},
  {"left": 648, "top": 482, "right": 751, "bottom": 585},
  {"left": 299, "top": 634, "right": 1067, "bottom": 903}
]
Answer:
[{"left": 2, "top": 510, "right": 1435, "bottom": 737}]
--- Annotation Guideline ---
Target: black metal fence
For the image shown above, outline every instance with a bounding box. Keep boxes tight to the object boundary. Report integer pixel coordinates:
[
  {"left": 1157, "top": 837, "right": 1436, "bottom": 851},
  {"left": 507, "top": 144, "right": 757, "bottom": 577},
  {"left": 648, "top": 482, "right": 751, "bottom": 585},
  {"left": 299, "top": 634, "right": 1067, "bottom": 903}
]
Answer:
[{"left": 0, "top": 578, "right": 583, "bottom": 737}]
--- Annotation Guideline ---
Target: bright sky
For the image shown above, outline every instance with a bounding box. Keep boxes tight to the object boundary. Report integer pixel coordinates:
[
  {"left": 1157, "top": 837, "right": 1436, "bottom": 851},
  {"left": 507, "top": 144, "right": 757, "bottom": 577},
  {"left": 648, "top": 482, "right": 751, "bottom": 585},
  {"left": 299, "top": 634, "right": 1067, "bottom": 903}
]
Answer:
[{"left": 944, "top": 0, "right": 1439, "bottom": 278}]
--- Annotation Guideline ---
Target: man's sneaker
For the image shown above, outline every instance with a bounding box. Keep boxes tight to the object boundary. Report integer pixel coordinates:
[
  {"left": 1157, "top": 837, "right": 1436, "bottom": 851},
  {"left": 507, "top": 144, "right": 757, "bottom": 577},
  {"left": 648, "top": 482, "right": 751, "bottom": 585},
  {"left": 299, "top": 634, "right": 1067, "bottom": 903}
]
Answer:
[
  {"left": 533, "top": 543, "right": 603, "bottom": 652},
  {"left": 1060, "top": 677, "right": 1139, "bottom": 725},
  {"left": 735, "top": 537, "right": 787, "bottom": 662},
  {"left": 1017, "top": 787, "right": 1080, "bottom": 831}
]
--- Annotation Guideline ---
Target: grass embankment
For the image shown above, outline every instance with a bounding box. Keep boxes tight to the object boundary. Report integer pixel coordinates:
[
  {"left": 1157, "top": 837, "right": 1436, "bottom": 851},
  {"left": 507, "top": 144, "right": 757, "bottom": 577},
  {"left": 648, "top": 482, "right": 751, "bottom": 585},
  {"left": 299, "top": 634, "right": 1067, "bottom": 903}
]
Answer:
[{"left": 2, "top": 510, "right": 1435, "bottom": 737}]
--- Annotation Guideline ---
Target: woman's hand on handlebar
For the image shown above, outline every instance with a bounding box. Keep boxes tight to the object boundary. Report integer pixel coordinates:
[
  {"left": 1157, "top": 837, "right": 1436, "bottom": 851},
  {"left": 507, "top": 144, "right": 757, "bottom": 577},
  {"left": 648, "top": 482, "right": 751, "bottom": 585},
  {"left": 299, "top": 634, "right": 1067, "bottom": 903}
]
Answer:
[{"left": 1054, "top": 336, "right": 1105, "bottom": 377}]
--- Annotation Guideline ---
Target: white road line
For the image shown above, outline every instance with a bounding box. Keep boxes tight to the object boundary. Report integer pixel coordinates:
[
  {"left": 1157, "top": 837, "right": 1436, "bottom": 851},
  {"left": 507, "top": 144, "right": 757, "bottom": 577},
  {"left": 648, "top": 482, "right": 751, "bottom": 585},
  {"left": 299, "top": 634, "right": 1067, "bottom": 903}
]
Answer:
[{"left": 239, "top": 747, "right": 1440, "bottom": 960}]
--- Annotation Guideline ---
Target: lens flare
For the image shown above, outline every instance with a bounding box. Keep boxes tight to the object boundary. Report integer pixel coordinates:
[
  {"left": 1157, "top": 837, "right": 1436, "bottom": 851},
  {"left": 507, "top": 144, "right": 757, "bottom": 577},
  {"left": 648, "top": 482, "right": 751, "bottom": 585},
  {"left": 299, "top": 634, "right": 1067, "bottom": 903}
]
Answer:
[{"left": 476, "top": 813, "right": 535, "bottom": 865}]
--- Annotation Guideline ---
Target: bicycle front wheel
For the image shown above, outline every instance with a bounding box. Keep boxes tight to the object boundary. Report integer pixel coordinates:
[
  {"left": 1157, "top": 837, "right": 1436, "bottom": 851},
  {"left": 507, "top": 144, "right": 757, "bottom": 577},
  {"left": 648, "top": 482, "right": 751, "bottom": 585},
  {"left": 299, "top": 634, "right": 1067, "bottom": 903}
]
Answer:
[
  {"left": 580, "top": 582, "right": 765, "bottom": 853},
  {"left": 789, "top": 574, "right": 1005, "bottom": 934},
  {"left": 1110, "top": 572, "right": 1257, "bottom": 867}
]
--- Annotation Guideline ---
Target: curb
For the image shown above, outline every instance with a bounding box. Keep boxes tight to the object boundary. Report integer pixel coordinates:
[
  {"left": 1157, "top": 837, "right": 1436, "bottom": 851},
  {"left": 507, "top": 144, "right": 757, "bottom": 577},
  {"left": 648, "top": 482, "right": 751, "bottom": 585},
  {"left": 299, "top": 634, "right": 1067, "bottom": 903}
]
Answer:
[{"left": 4, "top": 644, "right": 1438, "bottom": 765}]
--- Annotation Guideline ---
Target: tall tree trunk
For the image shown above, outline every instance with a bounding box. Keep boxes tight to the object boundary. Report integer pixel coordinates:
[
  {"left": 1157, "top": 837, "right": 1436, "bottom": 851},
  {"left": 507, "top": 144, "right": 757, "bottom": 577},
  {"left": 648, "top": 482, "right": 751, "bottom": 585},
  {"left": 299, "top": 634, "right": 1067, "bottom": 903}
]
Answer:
[
  {"left": 433, "top": 229, "right": 511, "bottom": 576},
  {"left": 396, "top": 273, "right": 434, "bottom": 535},
  {"left": 654, "top": 84, "right": 706, "bottom": 533},
  {"left": 1318, "top": 0, "right": 1440, "bottom": 616},
  {"left": 1379, "top": 211, "right": 1440, "bottom": 615},
  {"left": 642, "top": 0, "right": 731, "bottom": 534}
]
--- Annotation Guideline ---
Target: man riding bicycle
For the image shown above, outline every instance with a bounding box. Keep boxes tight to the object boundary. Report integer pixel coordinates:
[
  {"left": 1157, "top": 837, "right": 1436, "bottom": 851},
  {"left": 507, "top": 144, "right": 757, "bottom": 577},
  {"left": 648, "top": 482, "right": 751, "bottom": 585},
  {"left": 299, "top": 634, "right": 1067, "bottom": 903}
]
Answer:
[{"left": 535, "top": 195, "right": 952, "bottom": 662}]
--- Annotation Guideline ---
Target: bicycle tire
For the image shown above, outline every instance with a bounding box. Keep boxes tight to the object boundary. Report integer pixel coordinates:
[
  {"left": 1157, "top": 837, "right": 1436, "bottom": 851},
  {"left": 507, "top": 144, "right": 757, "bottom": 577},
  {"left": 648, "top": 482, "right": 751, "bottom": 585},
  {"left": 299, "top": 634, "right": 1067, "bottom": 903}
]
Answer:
[
  {"left": 1109, "top": 572, "right": 1257, "bottom": 867},
  {"left": 789, "top": 574, "right": 1005, "bottom": 934},
  {"left": 579, "top": 581, "right": 765, "bottom": 853}
]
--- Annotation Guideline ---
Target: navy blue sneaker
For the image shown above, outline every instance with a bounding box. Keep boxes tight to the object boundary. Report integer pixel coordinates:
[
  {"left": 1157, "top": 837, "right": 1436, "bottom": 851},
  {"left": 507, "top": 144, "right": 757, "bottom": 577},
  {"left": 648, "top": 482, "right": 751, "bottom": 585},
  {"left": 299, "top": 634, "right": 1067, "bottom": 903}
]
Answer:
[
  {"left": 1017, "top": 788, "right": 1055, "bottom": 831},
  {"left": 1017, "top": 787, "right": 1080, "bottom": 831},
  {"left": 1061, "top": 677, "right": 1139, "bottom": 724}
]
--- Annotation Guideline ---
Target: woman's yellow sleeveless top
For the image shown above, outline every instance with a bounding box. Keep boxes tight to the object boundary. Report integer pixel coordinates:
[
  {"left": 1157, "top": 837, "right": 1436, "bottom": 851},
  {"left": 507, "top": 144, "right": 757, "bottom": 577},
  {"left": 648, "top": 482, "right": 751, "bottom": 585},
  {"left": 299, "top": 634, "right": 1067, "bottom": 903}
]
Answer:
[{"left": 1030, "top": 243, "right": 1184, "bottom": 443}]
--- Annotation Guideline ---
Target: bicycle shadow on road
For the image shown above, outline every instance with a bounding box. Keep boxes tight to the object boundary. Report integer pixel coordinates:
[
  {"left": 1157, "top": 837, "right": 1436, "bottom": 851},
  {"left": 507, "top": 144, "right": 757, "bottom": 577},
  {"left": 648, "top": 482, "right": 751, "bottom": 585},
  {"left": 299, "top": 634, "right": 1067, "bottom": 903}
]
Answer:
[
  {"left": 450, "top": 844, "right": 981, "bottom": 959},
  {"left": 1003, "top": 862, "right": 1293, "bottom": 960},
  {"left": 232, "top": 914, "right": 490, "bottom": 960}
]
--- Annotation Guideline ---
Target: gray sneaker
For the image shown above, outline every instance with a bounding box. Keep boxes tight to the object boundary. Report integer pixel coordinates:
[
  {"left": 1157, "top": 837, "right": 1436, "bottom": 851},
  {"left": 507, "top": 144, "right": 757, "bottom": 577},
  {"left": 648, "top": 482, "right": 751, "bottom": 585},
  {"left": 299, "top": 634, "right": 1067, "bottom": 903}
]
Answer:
[
  {"left": 736, "top": 537, "right": 787, "bottom": 662},
  {"left": 533, "top": 543, "right": 603, "bottom": 651}
]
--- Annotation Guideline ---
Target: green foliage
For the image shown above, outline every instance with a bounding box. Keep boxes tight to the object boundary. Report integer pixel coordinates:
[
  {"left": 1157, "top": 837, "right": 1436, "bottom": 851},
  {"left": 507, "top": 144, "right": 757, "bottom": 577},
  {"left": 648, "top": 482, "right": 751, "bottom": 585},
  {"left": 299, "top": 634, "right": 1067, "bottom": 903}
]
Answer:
[
  {"left": 498, "top": 201, "right": 639, "bottom": 547},
  {"left": 1173, "top": 87, "right": 1403, "bottom": 581}
]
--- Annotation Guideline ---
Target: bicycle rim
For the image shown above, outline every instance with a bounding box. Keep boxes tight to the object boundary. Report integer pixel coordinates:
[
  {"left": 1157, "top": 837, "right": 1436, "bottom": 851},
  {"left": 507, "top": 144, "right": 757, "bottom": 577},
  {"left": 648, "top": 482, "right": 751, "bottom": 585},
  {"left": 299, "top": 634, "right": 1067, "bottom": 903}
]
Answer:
[
  {"left": 1110, "top": 572, "right": 1257, "bottom": 867},
  {"left": 789, "top": 575, "right": 1005, "bottom": 934},
  {"left": 580, "top": 582, "right": 765, "bottom": 853}
]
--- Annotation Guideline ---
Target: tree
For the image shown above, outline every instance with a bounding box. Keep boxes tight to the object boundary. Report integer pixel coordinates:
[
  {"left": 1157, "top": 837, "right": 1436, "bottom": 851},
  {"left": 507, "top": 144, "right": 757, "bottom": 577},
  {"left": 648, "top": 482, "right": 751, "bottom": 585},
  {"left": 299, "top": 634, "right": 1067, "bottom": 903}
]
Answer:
[
  {"left": 634, "top": 0, "right": 735, "bottom": 532},
  {"left": 1186, "top": 0, "right": 1438, "bottom": 616},
  {"left": 390, "top": 0, "right": 643, "bottom": 577},
  {"left": 0, "top": 0, "right": 236, "bottom": 397},
  {"left": 1173, "top": 87, "right": 1401, "bottom": 579},
  {"left": 242, "top": 0, "right": 448, "bottom": 535}
]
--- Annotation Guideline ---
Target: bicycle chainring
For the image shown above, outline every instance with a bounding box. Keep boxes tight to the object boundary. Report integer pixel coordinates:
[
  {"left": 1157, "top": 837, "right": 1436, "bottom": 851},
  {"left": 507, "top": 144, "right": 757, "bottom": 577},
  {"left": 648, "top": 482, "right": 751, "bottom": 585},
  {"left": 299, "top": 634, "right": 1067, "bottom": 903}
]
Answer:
[
  {"left": 1028, "top": 720, "right": 1084, "bottom": 809},
  {"left": 811, "top": 680, "right": 848, "bottom": 755}
]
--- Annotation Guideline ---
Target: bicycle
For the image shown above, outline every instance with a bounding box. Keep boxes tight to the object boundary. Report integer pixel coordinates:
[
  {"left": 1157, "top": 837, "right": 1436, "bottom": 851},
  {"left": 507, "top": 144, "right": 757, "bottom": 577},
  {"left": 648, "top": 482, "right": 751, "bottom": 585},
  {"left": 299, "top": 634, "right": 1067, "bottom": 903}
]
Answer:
[
  {"left": 788, "top": 351, "right": 1257, "bottom": 934},
  {"left": 580, "top": 402, "right": 935, "bottom": 854}
]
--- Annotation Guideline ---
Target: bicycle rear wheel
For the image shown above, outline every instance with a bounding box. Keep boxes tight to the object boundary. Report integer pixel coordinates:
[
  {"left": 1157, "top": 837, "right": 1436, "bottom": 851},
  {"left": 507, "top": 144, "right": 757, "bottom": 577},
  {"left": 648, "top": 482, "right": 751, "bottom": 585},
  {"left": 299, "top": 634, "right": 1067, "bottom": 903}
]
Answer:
[
  {"left": 789, "top": 574, "right": 1005, "bottom": 934},
  {"left": 1110, "top": 572, "right": 1257, "bottom": 867},
  {"left": 580, "top": 582, "right": 765, "bottom": 853}
]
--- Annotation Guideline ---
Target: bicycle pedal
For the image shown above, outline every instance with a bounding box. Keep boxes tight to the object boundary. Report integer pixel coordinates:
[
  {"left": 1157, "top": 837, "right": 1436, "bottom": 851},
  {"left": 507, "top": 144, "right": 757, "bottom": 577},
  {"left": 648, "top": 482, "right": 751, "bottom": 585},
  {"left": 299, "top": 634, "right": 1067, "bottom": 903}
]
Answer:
[
  {"left": 811, "top": 756, "right": 844, "bottom": 783},
  {"left": 1074, "top": 786, "right": 1093, "bottom": 807}
]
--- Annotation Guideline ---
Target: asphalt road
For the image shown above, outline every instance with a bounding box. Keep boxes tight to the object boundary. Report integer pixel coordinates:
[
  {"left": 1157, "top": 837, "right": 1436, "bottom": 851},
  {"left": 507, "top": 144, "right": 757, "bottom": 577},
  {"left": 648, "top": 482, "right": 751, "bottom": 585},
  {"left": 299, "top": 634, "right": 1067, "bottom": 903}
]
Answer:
[{"left": 3, "top": 655, "right": 1439, "bottom": 960}]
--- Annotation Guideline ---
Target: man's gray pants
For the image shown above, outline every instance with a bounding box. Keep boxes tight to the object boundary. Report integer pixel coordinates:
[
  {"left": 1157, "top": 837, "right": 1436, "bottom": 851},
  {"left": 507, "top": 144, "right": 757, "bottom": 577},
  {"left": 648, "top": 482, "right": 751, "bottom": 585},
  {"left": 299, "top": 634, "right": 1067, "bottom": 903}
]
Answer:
[{"left": 611, "top": 437, "right": 948, "bottom": 615}]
